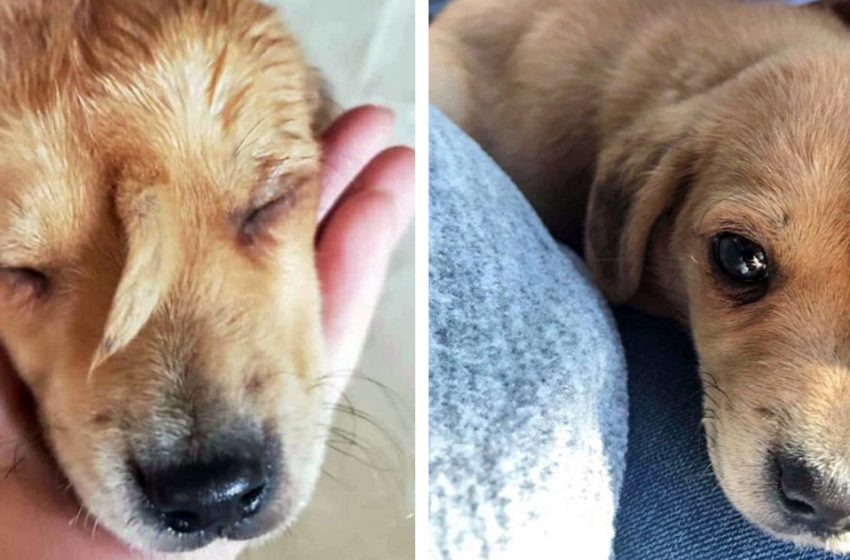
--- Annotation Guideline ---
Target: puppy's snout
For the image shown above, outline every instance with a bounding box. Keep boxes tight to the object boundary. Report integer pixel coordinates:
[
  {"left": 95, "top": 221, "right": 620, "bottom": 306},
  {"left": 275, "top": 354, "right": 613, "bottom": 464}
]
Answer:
[
  {"left": 777, "top": 452, "right": 850, "bottom": 533},
  {"left": 137, "top": 454, "right": 270, "bottom": 535}
]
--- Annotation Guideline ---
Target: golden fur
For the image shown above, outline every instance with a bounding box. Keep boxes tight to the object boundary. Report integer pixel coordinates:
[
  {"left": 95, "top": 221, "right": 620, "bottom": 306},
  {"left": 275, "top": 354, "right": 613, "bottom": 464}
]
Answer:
[
  {"left": 432, "top": 0, "right": 850, "bottom": 552},
  {"left": 0, "top": 0, "right": 338, "bottom": 552}
]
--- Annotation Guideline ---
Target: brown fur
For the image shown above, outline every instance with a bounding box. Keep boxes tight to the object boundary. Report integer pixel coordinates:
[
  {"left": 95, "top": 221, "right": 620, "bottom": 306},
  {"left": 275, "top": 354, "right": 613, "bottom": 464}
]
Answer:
[
  {"left": 0, "top": 0, "right": 339, "bottom": 552},
  {"left": 433, "top": 0, "right": 850, "bottom": 551}
]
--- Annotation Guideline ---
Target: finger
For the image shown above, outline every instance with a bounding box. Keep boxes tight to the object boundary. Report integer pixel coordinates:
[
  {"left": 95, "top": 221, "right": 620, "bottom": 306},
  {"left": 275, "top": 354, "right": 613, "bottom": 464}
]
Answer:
[
  {"left": 319, "top": 105, "right": 395, "bottom": 220},
  {"left": 317, "top": 146, "right": 415, "bottom": 375}
]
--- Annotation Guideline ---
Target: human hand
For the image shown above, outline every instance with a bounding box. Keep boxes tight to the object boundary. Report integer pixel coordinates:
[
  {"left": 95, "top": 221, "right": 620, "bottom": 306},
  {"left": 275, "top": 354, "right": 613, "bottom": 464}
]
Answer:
[{"left": 317, "top": 105, "right": 415, "bottom": 388}]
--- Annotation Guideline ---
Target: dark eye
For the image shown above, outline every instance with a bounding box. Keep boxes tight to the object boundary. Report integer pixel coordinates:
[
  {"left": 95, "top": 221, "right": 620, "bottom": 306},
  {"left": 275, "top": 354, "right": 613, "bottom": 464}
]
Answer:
[
  {"left": 712, "top": 233, "right": 769, "bottom": 284},
  {"left": 0, "top": 267, "right": 50, "bottom": 304}
]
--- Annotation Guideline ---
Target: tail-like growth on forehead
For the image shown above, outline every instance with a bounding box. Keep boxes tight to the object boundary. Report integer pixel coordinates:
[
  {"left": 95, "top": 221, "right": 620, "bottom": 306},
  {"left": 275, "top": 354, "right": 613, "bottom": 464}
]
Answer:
[{"left": 90, "top": 184, "right": 178, "bottom": 374}]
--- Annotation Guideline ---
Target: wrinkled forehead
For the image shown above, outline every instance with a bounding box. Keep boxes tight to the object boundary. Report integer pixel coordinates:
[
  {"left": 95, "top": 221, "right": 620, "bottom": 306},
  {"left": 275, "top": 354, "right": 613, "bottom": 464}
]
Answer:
[
  {"left": 690, "top": 63, "right": 850, "bottom": 240},
  {"left": 690, "top": 127, "right": 850, "bottom": 238},
  {"left": 0, "top": 103, "right": 105, "bottom": 265},
  {"left": 0, "top": 5, "right": 324, "bottom": 264},
  {"left": 89, "top": 34, "right": 321, "bottom": 213}
]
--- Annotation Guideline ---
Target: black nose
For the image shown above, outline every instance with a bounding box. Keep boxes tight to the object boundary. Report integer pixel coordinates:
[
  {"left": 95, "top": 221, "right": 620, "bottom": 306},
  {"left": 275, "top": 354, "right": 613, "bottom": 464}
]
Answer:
[
  {"left": 777, "top": 452, "right": 850, "bottom": 533},
  {"left": 138, "top": 456, "right": 269, "bottom": 534}
]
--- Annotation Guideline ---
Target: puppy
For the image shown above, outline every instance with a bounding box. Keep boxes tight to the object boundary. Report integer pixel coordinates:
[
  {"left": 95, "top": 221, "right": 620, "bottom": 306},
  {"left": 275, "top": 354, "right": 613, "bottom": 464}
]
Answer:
[
  {"left": 0, "top": 0, "right": 341, "bottom": 553},
  {"left": 432, "top": 0, "right": 850, "bottom": 552}
]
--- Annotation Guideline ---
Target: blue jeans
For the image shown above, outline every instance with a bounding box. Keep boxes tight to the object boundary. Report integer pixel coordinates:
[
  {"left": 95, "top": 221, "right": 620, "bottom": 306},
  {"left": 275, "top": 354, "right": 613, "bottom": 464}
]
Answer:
[{"left": 428, "top": 3, "right": 842, "bottom": 556}]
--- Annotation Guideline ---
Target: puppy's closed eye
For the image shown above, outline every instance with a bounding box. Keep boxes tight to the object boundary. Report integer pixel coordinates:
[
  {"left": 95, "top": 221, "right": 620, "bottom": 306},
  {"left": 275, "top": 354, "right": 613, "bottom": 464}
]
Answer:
[
  {"left": 239, "top": 177, "right": 306, "bottom": 246},
  {"left": 0, "top": 266, "right": 50, "bottom": 306}
]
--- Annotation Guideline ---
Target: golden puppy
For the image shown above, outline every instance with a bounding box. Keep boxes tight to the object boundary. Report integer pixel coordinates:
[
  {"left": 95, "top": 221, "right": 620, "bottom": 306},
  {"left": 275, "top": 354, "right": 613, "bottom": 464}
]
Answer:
[
  {"left": 0, "top": 0, "right": 340, "bottom": 553},
  {"left": 432, "top": 0, "right": 850, "bottom": 552}
]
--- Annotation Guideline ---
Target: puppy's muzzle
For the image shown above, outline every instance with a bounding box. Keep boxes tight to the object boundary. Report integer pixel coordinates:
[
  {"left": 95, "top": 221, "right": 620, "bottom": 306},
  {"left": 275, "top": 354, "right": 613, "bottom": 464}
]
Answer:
[
  {"left": 775, "top": 451, "right": 850, "bottom": 535},
  {"left": 130, "top": 428, "right": 283, "bottom": 547}
]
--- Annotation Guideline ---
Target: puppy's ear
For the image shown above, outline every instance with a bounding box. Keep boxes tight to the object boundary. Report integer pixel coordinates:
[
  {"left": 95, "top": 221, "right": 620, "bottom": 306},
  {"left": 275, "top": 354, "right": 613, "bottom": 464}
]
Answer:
[
  {"left": 306, "top": 67, "right": 340, "bottom": 136},
  {"left": 90, "top": 186, "right": 178, "bottom": 374},
  {"left": 585, "top": 105, "right": 700, "bottom": 304}
]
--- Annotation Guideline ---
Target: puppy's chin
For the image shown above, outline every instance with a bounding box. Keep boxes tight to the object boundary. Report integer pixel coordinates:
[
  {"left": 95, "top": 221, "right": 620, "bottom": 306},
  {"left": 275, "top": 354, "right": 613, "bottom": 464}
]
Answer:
[
  {"left": 707, "top": 433, "right": 850, "bottom": 554},
  {"left": 783, "top": 531, "right": 850, "bottom": 555},
  {"left": 752, "top": 507, "right": 850, "bottom": 555},
  {"left": 46, "top": 407, "right": 333, "bottom": 553},
  {"left": 69, "top": 452, "right": 323, "bottom": 553}
]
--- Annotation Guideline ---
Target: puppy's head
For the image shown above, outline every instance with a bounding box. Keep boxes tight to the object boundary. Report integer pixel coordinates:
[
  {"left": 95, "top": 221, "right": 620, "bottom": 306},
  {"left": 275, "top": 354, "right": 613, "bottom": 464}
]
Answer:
[
  {"left": 0, "top": 0, "right": 340, "bottom": 552},
  {"left": 587, "top": 51, "right": 850, "bottom": 552}
]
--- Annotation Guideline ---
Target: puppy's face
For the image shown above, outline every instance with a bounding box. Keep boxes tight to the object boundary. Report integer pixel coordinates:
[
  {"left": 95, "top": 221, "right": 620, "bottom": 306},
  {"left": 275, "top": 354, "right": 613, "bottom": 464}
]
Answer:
[
  {"left": 678, "top": 113, "right": 850, "bottom": 551},
  {"left": 588, "top": 54, "right": 850, "bottom": 552},
  {"left": 0, "top": 0, "right": 340, "bottom": 552},
  {"left": 679, "top": 136, "right": 850, "bottom": 552}
]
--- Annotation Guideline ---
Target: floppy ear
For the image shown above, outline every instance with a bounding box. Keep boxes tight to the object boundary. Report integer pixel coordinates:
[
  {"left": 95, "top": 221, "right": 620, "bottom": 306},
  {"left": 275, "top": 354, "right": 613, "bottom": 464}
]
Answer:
[
  {"left": 90, "top": 186, "right": 178, "bottom": 374},
  {"left": 306, "top": 67, "right": 340, "bottom": 136},
  {"left": 585, "top": 106, "right": 700, "bottom": 304}
]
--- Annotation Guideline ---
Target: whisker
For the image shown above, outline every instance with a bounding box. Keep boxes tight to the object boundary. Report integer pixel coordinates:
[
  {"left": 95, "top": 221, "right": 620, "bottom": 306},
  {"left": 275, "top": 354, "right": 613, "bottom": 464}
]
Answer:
[
  {"left": 320, "top": 467, "right": 353, "bottom": 491},
  {"left": 69, "top": 505, "right": 84, "bottom": 528},
  {"left": 326, "top": 443, "right": 394, "bottom": 473},
  {"left": 1, "top": 444, "right": 25, "bottom": 481}
]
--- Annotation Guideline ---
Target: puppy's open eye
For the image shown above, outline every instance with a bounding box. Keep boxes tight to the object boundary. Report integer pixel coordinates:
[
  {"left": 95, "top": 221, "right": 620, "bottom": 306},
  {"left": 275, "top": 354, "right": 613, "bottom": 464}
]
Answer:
[
  {"left": 0, "top": 267, "right": 50, "bottom": 304},
  {"left": 712, "top": 233, "right": 769, "bottom": 284}
]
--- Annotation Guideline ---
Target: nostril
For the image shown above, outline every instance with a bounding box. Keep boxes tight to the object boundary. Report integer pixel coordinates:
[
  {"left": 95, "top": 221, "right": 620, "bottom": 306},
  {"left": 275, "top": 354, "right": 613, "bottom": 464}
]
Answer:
[
  {"left": 240, "top": 484, "right": 266, "bottom": 518},
  {"left": 163, "top": 510, "right": 204, "bottom": 534},
  {"left": 779, "top": 488, "right": 817, "bottom": 517},
  {"left": 777, "top": 452, "right": 819, "bottom": 518},
  {"left": 135, "top": 455, "right": 270, "bottom": 534},
  {"left": 774, "top": 450, "right": 850, "bottom": 533}
]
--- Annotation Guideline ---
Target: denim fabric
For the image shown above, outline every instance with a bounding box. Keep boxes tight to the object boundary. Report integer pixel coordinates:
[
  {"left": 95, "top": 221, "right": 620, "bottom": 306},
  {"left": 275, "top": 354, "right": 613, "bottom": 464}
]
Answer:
[
  {"left": 429, "top": 107, "right": 628, "bottom": 560},
  {"left": 430, "top": 0, "right": 449, "bottom": 19}
]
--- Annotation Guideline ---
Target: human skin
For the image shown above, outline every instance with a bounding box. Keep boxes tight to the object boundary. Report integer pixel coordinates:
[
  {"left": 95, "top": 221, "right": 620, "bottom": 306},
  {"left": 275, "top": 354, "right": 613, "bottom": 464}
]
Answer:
[{"left": 0, "top": 105, "right": 415, "bottom": 560}]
